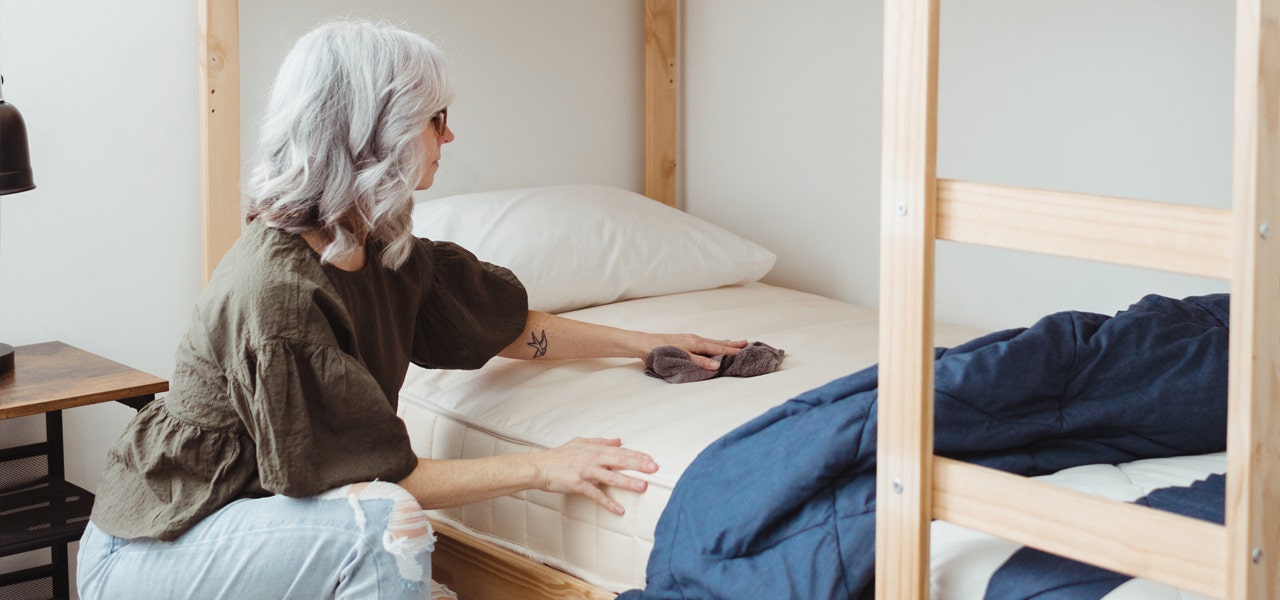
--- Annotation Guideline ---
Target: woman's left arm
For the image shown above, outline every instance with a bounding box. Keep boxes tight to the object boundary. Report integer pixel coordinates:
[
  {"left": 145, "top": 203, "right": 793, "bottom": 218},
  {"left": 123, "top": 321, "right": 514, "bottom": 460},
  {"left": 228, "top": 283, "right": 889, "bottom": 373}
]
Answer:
[{"left": 498, "top": 310, "right": 747, "bottom": 370}]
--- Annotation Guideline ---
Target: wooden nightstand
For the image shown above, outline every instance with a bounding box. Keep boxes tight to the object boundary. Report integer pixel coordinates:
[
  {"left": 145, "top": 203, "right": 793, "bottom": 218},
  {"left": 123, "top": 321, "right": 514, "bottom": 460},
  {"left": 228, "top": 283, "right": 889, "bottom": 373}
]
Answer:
[{"left": 0, "top": 342, "right": 168, "bottom": 600}]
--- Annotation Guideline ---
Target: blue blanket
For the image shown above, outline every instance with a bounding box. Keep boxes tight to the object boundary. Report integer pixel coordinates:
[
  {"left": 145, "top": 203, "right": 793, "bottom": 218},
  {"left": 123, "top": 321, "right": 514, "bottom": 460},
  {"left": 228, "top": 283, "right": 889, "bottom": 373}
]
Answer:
[{"left": 618, "top": 294, "right": 1230, "bottom": 600}]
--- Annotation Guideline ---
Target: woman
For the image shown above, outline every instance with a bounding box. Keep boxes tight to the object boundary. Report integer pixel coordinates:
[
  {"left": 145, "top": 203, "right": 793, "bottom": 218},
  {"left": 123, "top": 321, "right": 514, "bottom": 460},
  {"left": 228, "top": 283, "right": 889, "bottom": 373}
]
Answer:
[{"left": 77, "top": 20, "right": 744, "bottom": 599}]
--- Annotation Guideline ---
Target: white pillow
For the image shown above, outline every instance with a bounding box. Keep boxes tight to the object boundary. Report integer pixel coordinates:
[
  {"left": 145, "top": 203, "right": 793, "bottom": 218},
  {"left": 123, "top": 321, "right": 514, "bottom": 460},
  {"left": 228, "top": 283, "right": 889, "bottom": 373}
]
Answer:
[{"left": 411, "top": 184, "right": 776, "bottom": 314}]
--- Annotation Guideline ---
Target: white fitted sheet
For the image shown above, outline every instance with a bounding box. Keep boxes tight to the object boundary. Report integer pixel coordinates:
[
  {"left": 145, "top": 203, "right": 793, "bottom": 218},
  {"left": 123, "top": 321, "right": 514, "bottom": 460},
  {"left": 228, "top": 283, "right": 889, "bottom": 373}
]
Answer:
[{"left": 397, "top": 283, "right": 1224, "bottom": 596}]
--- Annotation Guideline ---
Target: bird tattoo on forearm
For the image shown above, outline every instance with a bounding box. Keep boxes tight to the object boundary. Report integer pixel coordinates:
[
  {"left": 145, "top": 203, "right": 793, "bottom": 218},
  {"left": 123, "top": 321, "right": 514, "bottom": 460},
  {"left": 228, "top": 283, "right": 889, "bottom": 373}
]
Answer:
[{"left": 526, "top": 330, "right": 549, "bottom": 358}]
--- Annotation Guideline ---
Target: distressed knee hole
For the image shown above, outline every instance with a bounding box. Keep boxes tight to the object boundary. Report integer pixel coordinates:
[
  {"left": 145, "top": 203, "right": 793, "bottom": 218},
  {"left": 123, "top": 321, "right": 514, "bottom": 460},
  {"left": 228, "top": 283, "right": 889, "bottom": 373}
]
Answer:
[{"left": 320, "top": 481, "right": 435, "bottom": 583}]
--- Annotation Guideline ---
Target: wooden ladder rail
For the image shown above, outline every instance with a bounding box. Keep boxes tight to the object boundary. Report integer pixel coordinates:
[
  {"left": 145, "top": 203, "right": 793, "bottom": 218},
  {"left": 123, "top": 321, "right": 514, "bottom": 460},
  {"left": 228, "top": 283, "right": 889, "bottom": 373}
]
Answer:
[
  {"left": 198, "top": 0, "right": 241, "bottom": 284},
  {"left": 876, "top": 1, "right": 1279, "bottom": 599}
]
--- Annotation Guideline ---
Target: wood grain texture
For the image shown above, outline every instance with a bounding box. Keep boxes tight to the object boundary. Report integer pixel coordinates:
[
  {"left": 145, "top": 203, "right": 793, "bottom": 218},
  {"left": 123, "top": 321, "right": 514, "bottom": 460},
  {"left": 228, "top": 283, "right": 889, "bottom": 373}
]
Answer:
[
  {"left": 199, "top": 0, "right": 242, "bottom": 283},
  {"left": 876, "top": 0, "right": 939, "bottom": 598},
  {"left": 1225, "top": 0, "right": 1280, "bottom": 597},
  {"left": 429, "top": 519, "right": 616, "bottom": 600},
  {"left": 881, "top": 0, "right": 1275, "bottom": 597},
  {"left": 936, "top": 179, "right": 1232, "bottom": 279},
  {"left": 934, "top": 458, "right": 1226, "bottom": 597},
  {"left": 0, "top": 342, "right": 168, "bottom": 420},
  {"left": 644, "top": 0, "right": 678, "bottom": 207}
]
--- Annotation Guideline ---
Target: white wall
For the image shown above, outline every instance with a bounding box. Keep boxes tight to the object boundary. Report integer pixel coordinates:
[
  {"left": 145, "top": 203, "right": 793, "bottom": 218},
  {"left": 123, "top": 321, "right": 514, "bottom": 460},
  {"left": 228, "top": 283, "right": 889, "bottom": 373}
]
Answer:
[
  {"left": 0, "top": 0, "right": 1236, "bottom": 594},
  {"left": 0, "top": 0, "right": 201, "bottom": 587},
  {"left": 238, "top": 0, "right": 645, "bottom": 202},
  {"left": 685, "top": 0, "right": 1232, "bottom": 329},
  {"left": 932, "top": 0, "right": 1232, "bottom": 327}
]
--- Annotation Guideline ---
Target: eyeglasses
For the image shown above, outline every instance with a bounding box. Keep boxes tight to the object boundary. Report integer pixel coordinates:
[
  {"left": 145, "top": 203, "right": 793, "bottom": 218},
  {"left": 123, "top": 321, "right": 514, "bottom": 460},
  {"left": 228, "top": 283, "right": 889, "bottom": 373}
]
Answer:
[{"left": 429, "top": 108, "right": 448, "bottom": 136}]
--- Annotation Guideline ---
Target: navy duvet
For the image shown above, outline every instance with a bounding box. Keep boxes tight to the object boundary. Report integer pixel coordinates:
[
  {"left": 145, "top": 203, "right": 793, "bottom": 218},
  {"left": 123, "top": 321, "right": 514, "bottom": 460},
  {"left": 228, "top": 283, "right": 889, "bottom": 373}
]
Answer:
[{"left": 619, "top": 294, "right": 1230, "bottom": 600}]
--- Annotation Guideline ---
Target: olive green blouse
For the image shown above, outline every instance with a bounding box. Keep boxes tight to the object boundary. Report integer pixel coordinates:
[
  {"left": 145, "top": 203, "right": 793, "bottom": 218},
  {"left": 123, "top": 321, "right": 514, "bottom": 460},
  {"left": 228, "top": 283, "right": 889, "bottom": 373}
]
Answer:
[{"left": 91, "top": 219, "right": 528, "bottom": 541}]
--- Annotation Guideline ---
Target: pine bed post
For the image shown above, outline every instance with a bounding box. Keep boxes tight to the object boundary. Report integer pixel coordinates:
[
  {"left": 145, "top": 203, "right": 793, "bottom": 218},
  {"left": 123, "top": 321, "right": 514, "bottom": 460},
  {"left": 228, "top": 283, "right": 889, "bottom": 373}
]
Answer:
[
  {"left": 644, "top": 0, "right": 678, "bottom": 207},
  {"left": 876, "top": 0, "right": 939, "bottom": 598},
  {"left": 199, "top": 0, "right": 241, "bottom": 284},
  {"left": 1225, "top": 0, "right": 1280, "bottom": 597}
]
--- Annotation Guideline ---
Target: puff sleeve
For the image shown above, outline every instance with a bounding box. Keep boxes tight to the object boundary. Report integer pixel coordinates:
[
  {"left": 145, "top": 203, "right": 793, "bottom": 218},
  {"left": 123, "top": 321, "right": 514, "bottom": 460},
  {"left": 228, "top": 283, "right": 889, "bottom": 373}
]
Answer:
[{"left": 411, "top": 241, "right": 529, "bottom": 369}]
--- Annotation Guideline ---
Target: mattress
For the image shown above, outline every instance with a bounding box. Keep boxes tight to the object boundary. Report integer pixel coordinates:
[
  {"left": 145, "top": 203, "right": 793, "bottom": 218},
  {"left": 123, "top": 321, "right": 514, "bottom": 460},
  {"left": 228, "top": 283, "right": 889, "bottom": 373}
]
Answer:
[{"left": 397, "top": 282, "right": 1224, "bottom": 597}]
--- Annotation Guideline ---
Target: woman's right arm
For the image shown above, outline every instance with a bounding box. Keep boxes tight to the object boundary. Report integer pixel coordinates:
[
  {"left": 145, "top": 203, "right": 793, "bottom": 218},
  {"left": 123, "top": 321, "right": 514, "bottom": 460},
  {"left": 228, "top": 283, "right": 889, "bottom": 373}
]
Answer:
[{"left": 396, "top": 437, "right": 659, "bottom": 515}]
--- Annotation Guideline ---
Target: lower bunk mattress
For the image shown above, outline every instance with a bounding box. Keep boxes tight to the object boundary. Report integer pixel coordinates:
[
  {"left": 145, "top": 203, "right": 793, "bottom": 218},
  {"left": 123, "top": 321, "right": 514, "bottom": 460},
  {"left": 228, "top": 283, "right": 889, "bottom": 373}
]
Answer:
[{"left": 396, "top": 283, "right": 1222, "bottom": 599}]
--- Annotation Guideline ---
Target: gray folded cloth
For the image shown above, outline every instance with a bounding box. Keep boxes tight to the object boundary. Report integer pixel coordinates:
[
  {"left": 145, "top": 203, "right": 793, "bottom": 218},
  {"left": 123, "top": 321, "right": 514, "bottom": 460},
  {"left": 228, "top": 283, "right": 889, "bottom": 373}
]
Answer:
[{"left": 644, "top": 341, "right": 786, "bottom": 384}]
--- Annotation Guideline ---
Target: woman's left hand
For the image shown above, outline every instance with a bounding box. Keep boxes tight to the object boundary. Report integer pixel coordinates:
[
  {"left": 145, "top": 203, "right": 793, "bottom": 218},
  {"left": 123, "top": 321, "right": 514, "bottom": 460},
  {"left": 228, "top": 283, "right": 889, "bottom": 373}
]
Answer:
[
  {"left": 648, "top": 334, "right": 748, "bottom": 370},
  {"left": 531, "top": 437, "right": 659, "bottom": 515}
]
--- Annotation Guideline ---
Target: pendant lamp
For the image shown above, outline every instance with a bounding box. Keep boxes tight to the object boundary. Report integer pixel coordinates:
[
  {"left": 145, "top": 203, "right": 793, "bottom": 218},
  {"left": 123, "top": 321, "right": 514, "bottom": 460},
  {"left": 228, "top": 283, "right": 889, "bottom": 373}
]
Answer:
[{"left": 0, "top": 73, "right": 36, "bottom": 376}]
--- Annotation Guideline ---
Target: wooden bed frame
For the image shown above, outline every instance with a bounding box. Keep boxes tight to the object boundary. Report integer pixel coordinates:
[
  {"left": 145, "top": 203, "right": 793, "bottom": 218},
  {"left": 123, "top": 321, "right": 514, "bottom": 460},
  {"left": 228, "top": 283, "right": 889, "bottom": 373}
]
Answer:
[
  {"left": 197, "top": 1, "right": 1276, "bottom": 598},
  {"left": 877, "top": 1, "right": 1279, "bottom": 599}
]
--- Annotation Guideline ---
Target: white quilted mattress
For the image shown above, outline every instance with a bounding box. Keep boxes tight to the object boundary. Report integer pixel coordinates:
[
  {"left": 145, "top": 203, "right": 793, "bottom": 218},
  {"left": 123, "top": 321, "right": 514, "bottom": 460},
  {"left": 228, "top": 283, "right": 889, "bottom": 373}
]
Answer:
[{"left": 397, "top": 283, "right": 1224, "bottom": 597}]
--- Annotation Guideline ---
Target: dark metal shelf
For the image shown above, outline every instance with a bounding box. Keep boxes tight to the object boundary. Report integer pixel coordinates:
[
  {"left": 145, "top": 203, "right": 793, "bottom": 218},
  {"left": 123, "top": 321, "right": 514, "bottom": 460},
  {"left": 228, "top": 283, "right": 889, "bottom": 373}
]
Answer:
[
  {"left": 0, "top": 478, "right": 94, "bottom": 557},
  {"left": 0, "top": 343, "right": 166, "bottom": 599}
]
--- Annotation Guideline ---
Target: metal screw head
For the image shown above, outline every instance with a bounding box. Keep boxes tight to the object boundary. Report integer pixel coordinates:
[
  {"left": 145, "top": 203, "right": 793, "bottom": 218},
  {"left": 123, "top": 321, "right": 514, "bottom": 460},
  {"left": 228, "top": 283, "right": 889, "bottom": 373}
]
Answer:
[
  {"left": 891, "top": 479, "right": 903, "bottom": 494},
  {"left": 896, "top": 203, "right": 908, "bottom": 216},
  {"left": 1261, "top": 222, "right": 1271, "bottom": 240},
  {"left": 1252, "top": 547, "right": 1263, "bottom": 564}
]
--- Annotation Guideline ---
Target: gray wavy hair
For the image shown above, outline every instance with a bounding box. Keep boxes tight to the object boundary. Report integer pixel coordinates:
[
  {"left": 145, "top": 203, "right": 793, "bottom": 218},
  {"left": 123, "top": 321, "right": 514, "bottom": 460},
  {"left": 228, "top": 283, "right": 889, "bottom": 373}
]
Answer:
[{"left": 246, "top": 19, "right": 454, "bottom": 269}]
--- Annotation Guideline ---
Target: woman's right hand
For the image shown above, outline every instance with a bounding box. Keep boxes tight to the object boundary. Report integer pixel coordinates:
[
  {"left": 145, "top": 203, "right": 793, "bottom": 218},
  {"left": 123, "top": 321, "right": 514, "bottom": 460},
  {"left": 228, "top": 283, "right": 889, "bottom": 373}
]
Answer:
[{"left": 530, "top": 437, "right": 658, "bottom": 515}]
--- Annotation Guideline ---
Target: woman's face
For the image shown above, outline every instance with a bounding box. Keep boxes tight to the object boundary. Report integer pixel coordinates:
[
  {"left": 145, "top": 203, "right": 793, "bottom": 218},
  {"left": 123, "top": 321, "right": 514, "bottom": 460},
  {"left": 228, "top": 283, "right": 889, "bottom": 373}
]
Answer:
[{"left": 416, "top": 109, "right": 454, "bottom": 190}]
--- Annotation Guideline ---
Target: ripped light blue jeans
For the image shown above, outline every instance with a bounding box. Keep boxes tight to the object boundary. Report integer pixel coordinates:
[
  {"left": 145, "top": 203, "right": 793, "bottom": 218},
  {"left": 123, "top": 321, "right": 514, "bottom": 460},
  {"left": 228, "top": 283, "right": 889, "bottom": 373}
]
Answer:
[{"left": 77, "top": 482, "right": 455, "bottom": 600}]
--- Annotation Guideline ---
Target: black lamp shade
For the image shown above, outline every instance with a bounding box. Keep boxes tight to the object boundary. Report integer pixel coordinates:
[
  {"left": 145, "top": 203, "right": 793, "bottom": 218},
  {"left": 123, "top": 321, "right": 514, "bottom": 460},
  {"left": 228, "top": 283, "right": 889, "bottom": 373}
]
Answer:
[{"left": 0, "top": 99, "right": 36, "bottom": 195}]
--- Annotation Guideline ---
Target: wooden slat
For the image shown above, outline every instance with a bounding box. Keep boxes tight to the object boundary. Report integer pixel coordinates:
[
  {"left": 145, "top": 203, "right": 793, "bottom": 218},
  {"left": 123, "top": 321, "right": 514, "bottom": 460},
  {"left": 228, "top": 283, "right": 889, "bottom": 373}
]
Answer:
[
  {"left": 199, "top": 0, "right": 241, "bottom": 283},
  {"left": 876, "top": 0, "right": 939, "bottom": 598},
  {"left": 936, "top": 179, "right": 1232, "bottom": 279},
  {"left": 934, "top": 458, "right": 1226, "bottom": 598},
  {"left": 1225, "top": 0, "right": 1280, "bottom": 598},
  {"left": 644, "top": 0, "right": 678, "bottom": 207},
  {"left": 429, "top": 519, "right": 615, "bottom": 600}
]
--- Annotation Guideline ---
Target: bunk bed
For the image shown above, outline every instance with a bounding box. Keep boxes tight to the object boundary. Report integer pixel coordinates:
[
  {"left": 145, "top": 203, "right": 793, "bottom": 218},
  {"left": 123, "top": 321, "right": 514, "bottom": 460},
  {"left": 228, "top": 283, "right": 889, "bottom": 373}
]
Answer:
[
  {"left": 875, "top": 2, "right": 1278, "bottom": 600},
  {"left": 195, "top": 1, "right": 1277, "bottom": 599}
]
